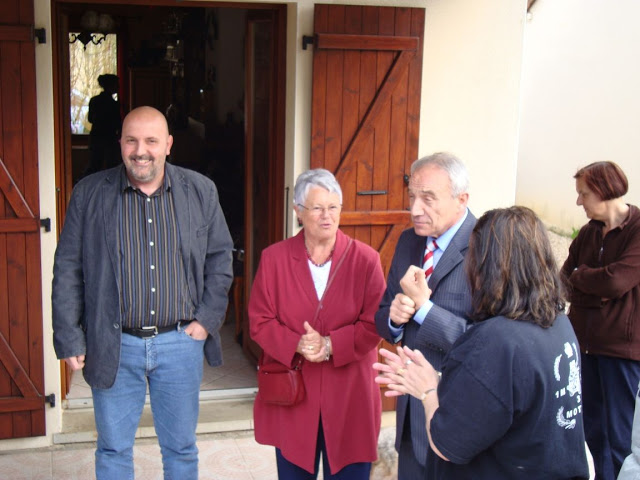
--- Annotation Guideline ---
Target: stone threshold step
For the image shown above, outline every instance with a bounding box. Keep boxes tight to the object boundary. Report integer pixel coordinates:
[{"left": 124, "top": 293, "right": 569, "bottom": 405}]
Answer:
[{"left": 55, "top": 391, "right": 256, "bottom": 445}]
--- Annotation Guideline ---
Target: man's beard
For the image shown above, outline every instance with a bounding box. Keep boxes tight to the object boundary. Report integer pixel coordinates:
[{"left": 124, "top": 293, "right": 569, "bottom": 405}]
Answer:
[{"left": 126, "top": 155, "right": 156, "bottom": 182}]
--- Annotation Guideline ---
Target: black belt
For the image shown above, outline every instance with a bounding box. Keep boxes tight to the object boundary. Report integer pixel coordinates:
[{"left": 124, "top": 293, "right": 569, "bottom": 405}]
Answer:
[{"left": 122, "top": 320, "right": 192, "bottom": 338}]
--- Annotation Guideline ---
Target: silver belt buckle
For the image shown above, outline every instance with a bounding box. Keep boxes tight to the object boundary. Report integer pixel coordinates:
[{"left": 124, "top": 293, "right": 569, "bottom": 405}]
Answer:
[{"left": 141, "top": 325, "right": 159, "bottom": 337}]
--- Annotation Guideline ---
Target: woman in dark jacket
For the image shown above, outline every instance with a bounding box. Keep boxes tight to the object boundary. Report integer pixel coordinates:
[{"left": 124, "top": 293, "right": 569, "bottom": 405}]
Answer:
[{"left": 561, "top": 161, "right": 640, "bottom": 480}]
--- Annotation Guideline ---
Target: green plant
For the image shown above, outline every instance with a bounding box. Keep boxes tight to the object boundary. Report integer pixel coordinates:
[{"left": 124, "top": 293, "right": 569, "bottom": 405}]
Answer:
[{"left": 571, "top": 227, "right": 580, "bottom": 239}]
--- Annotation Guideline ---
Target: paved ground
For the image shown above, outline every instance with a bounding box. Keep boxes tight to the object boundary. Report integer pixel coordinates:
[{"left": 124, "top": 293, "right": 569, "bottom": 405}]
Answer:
[{"left": 0, "top": 431, "right": 277, "bottom": 480}]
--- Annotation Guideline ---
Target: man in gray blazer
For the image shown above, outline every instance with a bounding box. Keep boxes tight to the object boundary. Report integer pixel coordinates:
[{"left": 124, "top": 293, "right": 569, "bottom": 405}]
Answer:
[
  {"left": 375, "top": 152, "right": 475, "bottom": 479},
  {"left": 52, "top": 106, "right": 233, "bottom": 479}
]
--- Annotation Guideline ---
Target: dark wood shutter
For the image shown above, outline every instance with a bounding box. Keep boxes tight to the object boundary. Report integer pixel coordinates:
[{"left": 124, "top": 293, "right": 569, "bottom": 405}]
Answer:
[
  {"left": 310, "top": 4, "right": 424, "bottom": 276},
  {"left": 0, "top": 0, "right": 46, "bottom": 439},
  {"left": 310, "top": 5, "right": 425, "bottom": 410}
]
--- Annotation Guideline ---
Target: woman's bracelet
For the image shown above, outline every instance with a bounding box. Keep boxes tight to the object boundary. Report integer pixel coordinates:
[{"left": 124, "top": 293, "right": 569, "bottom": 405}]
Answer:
[
  {"left": 420, "top": 388, "right": 437, "bottom": 401},
  {"left": 324, "top": 336, "right": 331, "bottom": 361}
]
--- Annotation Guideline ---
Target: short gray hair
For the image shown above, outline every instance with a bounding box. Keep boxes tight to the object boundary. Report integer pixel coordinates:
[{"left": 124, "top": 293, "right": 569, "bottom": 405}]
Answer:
[
  {"left": 410, "top": 152, "right": 469, "bottom": 197},
  {"left": 293, "top": 168, "right": 343, "bottom": 205}
]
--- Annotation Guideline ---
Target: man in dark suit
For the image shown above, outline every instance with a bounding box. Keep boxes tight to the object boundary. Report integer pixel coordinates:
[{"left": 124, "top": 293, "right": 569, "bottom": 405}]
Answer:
[{"left": 375, "top": 152, "right": 476, "bottom": 479}]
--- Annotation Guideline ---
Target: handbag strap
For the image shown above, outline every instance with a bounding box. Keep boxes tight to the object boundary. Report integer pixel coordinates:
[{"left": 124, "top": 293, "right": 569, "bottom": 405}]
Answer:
[{"left": 310, "top": 237, "right": 354, "bottom": 325}]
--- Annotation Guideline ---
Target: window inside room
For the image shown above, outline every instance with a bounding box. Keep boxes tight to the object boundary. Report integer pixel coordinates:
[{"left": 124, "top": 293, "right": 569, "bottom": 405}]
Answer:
[{"left": 69, "top": 33, "right": 118, "bottom": 134}]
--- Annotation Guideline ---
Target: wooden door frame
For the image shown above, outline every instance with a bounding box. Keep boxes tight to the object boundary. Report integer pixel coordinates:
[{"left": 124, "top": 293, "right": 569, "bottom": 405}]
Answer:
[{"left": 51, "top": 0, "right": 287, "bottom": 396}]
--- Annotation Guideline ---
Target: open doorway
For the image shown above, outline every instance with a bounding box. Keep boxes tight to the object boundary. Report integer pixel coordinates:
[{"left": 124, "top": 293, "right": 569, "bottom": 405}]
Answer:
[{"left": 52, "top": 1, "right": 286, "bottom": 401}]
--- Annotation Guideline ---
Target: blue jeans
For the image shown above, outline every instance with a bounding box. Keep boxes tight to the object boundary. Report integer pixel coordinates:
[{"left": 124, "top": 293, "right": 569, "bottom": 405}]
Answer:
[
  {"left": 91, "top": 327, "right": 205, "bottom": 480},
  {"left": 582, "top": 354, "right": 640, "bottom": 480}
]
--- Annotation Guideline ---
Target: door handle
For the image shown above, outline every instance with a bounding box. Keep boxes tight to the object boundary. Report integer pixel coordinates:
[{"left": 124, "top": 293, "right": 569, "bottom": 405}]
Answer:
[{"left": 357, "top": 190, "right": 387, "bottom": 196}]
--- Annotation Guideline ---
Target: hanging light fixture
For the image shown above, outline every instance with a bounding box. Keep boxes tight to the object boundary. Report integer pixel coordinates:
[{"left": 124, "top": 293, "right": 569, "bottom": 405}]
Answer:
[{"left": 69, "top": 11, "right": 115, "bottom": 49}]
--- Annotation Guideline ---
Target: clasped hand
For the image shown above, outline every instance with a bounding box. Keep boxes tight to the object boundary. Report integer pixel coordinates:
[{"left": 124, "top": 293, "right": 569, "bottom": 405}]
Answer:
[
  {"left": 373, "top": 346, "right": 439, "bottom": 399},
  {"left": 389, "top": 265, "right": 432, "bottom": 325},
  {"left": 296, "top": 321, "right": 327, "bottom": 362}
]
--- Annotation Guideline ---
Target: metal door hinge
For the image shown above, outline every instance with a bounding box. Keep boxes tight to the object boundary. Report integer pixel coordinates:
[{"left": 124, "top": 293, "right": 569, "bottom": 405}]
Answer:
[{"left": 45, "top": 393, "right": 55, "bottom": 408}]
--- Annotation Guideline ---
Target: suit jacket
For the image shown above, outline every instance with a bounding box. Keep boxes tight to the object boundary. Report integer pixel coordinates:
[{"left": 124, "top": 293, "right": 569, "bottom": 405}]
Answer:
[
  {"left": 249, "top": 229, "right": 386, "bottom": 473},
  {"left": 375, "top": 211, "right": 476, "bottom": 466},
  {"left": 52, "top": 163, "right": 233, "bottom": 389}
]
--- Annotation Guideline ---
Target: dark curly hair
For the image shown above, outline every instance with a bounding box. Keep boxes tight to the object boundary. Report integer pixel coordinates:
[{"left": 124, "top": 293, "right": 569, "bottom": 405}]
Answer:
[{"left": 465, "top": 206, "right": 565, "bottom": 328}]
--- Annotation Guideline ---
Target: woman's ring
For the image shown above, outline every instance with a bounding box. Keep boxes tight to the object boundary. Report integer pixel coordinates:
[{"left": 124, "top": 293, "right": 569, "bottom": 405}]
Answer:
[
  {"left": 397, "top": 368, "right": 406, "bottom": 376},
  {"left": 405, "top": 360, "right": 413, "bottom": 366}
]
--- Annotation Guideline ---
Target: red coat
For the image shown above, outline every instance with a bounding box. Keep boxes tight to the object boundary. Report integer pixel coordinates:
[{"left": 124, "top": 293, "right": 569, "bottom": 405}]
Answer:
[{"left": 249, "top": 229, "right": 386, "bottom": 473}]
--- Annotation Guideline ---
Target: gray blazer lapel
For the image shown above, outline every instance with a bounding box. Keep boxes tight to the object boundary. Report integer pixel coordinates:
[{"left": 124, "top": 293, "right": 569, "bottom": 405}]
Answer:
[
  {"left": 102, "top": 169, "right": 121, "bottom": 273},
  {"left": 411, "top": 233, "right": 426, "bottom": 268},
  {"left": 167, "top": 164, "right": 192, "bottom": 268}
]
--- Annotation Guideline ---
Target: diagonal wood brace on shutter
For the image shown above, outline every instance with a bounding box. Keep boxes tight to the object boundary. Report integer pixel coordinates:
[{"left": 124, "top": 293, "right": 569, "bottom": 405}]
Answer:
[
  {"left": 333, "top": 48, "right": 417, "bottom": 182},
  {"left": 0, "top": 333, "right": 43, "bottom": 412},
  {"left": 0, "top": 157, "right": 40, "bottom": 233}
]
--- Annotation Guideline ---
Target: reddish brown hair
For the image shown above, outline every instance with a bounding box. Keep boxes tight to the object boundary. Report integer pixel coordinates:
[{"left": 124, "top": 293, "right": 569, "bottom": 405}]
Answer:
[{"left": 574, "top": 161, "right": 628, "bottom": 201}]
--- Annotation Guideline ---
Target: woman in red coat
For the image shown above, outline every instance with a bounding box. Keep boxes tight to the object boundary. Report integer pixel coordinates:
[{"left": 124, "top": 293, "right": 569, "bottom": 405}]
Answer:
[{"left": 249, "top": 168, "right": 386, "bottom": 479}]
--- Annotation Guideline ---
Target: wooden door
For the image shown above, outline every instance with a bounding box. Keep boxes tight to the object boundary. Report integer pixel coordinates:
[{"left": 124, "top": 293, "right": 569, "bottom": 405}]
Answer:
[
  {"left": 128, "top": 65, "right": 171, "bottom": 112},
  {"left": 0, "top": 0, "right": 47, "bottom": 439},
  {"left": 242, "top": 7, "right": 287, "bottom": 362},
  {"left": 310, "top": 4, "right": 425, "bottom": 409}
]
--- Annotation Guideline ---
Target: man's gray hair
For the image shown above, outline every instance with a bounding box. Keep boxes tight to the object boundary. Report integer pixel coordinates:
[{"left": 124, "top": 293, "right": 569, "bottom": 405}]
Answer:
[
  {"left": 410, "top": 152, "right": 469, "bottom": 197},
  {"left": 293, "top": 168, "right": 343, "bottom": 206}
]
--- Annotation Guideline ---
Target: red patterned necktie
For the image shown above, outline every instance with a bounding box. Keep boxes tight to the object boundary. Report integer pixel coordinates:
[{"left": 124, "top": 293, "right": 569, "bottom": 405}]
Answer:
[{"left": 423, "top": 239, "right": 438, "bottom": 281}]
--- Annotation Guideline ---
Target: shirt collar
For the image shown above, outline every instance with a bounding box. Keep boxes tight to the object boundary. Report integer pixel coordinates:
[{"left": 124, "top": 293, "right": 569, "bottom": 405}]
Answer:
[{"left": 428, "top": 208, "right": 469, "bottom": 252}]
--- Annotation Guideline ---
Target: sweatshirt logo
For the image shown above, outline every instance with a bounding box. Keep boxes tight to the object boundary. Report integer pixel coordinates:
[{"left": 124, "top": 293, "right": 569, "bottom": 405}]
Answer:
[{"left": 554, "top": 342, "right": 582, "bottom": 429}]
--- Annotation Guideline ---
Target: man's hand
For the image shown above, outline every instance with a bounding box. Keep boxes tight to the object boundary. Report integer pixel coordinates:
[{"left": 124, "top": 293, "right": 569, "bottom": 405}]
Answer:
[
  {"left": 184, "top": 321, "right": 208, "bottom": 340},
  {"left": 399, "top": 265, "right": 432, "bottom": 310},
  {"left": 64, "top": 355, "right": 86, "bottom": 371},
  {"left": 390, "top": 293, "right": 416, "bottom": 325}
]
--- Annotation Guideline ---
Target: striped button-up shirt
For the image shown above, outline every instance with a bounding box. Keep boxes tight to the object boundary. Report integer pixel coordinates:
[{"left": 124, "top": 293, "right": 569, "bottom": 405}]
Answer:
[{"left": 118, "top": 171, "right": 194, "bottom": 328}]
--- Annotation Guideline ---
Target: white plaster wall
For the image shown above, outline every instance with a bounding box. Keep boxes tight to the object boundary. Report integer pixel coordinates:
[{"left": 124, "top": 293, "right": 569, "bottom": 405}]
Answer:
[
  {"left": 518, "top": 0, "right": 640, "bottom": 233},
  {"left": 421, "top": 0, "right": 527, "bottom": 216},
  {"left": 5, "top": 0, "right": 525, "bottom": 450}
]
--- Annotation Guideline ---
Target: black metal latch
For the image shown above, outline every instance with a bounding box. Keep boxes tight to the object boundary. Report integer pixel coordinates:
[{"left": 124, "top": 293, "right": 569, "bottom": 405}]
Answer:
[
  {"left": 40, "top": 218, "right": 51, "bottom": 232},
  {"left": 45, "top": 393, "right": 55, "bottom": 408},
  {"left": 33, "top": 27, "right": 46, "bottom": 44},
  {"left": 302, "top": 35, "right": 315, "bottom": 50}
]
